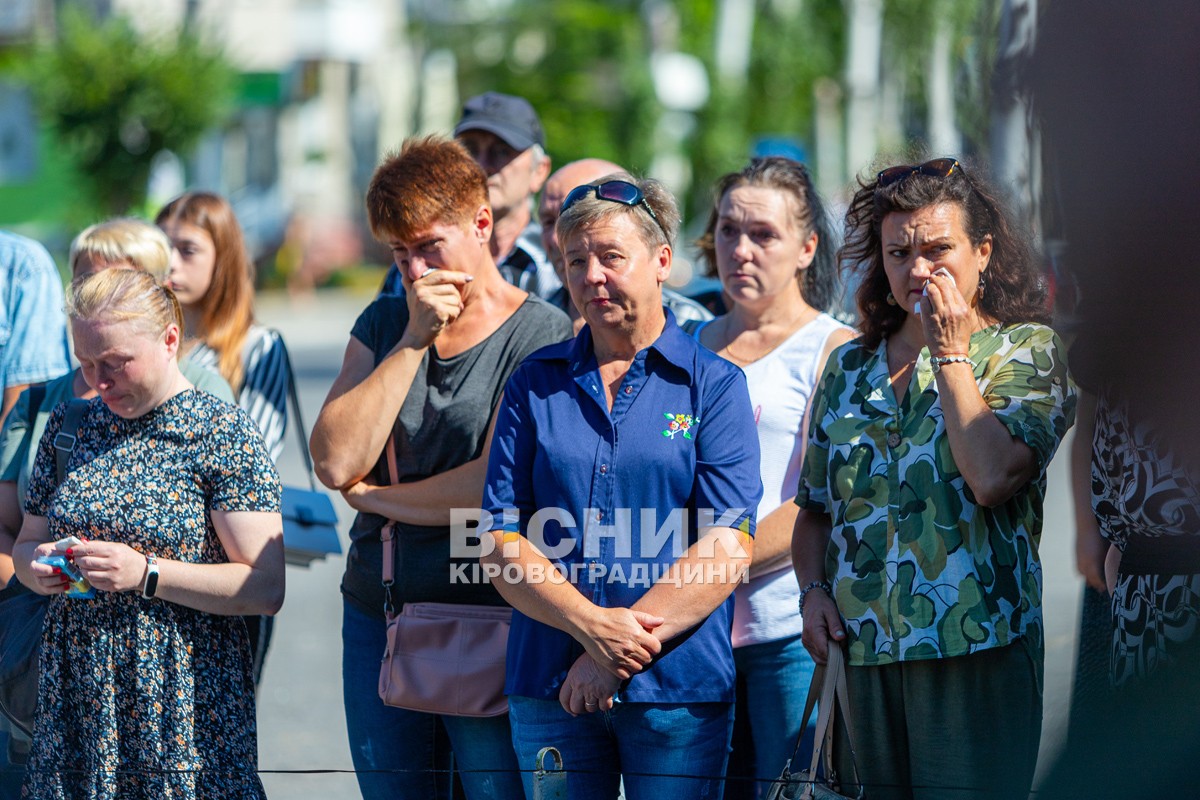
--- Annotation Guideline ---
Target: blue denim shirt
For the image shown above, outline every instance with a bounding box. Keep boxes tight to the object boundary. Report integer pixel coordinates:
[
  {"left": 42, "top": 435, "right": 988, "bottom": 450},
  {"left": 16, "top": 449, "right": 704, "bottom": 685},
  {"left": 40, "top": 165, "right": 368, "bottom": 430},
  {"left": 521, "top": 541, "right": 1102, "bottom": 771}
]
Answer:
[
  {"left": 0, "top": 231, "right": 70, "bottom": 390},
  {"left": 483, "top": 311, "right": 763, "bottom": 703}
]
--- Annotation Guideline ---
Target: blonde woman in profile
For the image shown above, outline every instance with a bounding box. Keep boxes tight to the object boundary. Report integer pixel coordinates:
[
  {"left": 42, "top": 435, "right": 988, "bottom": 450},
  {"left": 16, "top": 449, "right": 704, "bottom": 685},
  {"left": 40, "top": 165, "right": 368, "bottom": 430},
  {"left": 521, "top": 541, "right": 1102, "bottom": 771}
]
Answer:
[{"left": 14, "top": 268, "right": 284, "bottom": 799}]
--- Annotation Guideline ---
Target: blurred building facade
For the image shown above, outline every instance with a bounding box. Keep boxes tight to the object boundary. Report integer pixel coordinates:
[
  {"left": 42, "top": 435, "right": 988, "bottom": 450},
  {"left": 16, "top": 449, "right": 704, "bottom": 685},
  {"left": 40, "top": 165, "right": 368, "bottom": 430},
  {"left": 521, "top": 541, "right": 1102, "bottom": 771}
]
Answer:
[
  {"left": 2, "top": 0, "right": 1041, "bottom": 284},
  {"left": 3, "top": 0, "right": 448, "bottom": 276},
  {"left": 111, "top": 0, "right": 426, "bottom": 274}
]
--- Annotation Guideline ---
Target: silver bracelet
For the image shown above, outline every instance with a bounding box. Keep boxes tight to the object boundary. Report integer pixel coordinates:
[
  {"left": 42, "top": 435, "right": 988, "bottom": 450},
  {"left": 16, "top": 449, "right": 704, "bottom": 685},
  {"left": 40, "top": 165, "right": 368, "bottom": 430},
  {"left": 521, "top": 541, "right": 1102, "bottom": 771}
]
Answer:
[{"left": 798, "top": 580, "right": 832, "bottom": 614}]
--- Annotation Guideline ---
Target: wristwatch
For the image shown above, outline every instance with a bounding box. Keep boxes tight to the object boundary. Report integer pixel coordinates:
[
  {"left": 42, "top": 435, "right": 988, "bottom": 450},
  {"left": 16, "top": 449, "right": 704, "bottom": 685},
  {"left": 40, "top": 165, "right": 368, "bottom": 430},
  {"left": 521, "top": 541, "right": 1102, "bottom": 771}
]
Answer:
[{"left": 141, "top": 555, "right": 159, "bottom": 599}]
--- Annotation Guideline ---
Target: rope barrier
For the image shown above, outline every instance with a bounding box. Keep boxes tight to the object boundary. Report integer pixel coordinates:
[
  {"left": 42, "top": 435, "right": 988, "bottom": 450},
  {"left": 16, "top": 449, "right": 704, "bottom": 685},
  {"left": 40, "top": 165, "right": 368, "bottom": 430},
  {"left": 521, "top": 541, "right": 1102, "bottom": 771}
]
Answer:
[{"left": 2, "top": 763, "right": 1049, "bottom": 793}]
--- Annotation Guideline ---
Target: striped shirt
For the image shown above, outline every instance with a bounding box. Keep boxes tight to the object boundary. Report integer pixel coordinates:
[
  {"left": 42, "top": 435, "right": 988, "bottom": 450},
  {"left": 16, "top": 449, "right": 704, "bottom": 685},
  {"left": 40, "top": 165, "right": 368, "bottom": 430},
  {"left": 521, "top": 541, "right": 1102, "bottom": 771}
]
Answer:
[{"left": 184, "top": 324, "right": 290, "bottom": 463}]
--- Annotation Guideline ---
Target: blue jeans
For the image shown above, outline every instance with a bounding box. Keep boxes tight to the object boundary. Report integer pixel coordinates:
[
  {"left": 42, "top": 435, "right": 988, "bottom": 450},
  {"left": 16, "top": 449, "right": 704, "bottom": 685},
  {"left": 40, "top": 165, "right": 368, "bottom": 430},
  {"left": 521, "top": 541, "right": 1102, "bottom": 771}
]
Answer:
[
  {"left": 508, "top": 695, "right": 734, "bottom": 800},
  {"left": 728, "top": 633, "right": 818, "bottom": 798},
  {"left": 342, "top": 600, "right": 524, "bottom": 800}
]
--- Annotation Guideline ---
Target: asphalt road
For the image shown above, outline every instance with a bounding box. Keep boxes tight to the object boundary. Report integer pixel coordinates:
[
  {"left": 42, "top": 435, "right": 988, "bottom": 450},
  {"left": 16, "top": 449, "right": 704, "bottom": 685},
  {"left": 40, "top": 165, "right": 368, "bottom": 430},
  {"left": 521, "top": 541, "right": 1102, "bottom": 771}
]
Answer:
[{"left": 253, "top": 287, "right": 1086, "bottom": 799}]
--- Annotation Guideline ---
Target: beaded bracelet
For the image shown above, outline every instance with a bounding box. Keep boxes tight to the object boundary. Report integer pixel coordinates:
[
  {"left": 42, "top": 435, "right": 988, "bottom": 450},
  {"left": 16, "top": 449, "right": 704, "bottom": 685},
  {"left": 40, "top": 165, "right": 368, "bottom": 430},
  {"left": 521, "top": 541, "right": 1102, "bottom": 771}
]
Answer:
[
  {"left": 930, "top": 354, "right": 976, "bottom": 374},
  {"left": 798, "top": 580, "right": 833, "bottom": 614}
]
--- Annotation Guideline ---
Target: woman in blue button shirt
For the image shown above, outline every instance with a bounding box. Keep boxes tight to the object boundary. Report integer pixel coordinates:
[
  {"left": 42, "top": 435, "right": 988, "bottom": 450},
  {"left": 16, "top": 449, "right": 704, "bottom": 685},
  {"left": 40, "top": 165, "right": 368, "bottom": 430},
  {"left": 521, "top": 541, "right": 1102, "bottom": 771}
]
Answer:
[{"left": 482, "top": 175, "right": 763, "bottom": 800}]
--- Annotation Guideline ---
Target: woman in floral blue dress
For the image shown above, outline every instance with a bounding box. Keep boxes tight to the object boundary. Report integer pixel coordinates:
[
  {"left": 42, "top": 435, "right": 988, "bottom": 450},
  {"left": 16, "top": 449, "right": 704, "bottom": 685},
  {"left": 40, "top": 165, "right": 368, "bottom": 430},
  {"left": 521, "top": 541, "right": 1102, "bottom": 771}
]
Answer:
[{"left": 13, "top": 269, "right": 285, "bottom": 799}]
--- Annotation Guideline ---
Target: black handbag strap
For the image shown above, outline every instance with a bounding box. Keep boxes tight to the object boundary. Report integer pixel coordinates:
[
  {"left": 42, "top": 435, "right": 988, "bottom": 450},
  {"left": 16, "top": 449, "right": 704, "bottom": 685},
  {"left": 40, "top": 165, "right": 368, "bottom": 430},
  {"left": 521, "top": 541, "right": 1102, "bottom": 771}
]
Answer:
[
  {"left": 380, "top": 437, "right": 399, "bottom": 620},
  {"left": 272, "top": 331, "right": 319, "bottom": 492},
  {"left": 2, "top": 398, "right": 86, "bottom": 596}
]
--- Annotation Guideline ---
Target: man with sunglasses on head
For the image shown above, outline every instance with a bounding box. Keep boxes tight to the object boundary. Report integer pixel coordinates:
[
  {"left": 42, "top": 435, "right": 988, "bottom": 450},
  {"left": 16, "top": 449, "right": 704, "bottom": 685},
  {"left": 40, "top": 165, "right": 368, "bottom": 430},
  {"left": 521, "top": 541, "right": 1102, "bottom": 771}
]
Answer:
[
  {"left": 538, "top": 159, "right": 713, "bottom": 332},
  {"left": 380, "top": 92, "right": 557, "bottom": 302}
]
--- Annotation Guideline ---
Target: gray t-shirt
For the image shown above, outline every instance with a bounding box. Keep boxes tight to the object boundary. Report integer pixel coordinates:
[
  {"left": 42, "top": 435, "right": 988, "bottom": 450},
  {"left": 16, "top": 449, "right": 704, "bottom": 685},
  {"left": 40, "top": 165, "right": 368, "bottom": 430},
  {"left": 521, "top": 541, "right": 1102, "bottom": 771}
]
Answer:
[{"left": 342, "top": 294, "right": 572, "bottom": 618}]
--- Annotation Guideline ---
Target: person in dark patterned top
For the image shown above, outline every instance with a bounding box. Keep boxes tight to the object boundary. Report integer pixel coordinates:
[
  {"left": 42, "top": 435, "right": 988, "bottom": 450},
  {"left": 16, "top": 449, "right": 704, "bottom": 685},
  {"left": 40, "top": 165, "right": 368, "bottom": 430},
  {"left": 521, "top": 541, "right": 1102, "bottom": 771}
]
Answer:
[
  {"left": 1073, "top": 382, "right": 1200, "bottom": 686},
  {"left": 13, "top": 269, "right": 284, "bottom": 800},
  {"left": 793, "top": 159, "right": 1075, "bottom": 800}
]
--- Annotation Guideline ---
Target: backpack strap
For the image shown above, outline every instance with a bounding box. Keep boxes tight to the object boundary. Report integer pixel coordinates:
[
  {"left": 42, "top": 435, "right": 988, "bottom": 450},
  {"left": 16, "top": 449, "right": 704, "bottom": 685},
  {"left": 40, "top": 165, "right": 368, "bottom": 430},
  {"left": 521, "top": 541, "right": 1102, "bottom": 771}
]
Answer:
[{"left": 52, "top": 400, "right": 89, "bottom": 487}]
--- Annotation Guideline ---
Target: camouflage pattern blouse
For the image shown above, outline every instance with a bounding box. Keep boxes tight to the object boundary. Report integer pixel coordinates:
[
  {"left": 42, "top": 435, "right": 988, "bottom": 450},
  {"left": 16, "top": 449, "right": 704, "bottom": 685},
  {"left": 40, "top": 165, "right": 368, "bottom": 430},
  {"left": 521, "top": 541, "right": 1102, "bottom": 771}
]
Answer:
[{"left": 796, "top": 323, "right": 1075, "bottom": 666}]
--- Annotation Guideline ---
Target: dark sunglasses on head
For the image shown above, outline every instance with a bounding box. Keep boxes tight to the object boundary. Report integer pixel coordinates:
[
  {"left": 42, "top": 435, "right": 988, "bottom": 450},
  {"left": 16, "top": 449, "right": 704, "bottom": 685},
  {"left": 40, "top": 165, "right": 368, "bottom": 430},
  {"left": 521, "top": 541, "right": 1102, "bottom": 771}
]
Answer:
[
  {"left": 876, "top": 157, "right": 961, "bottom": 188},
  {"left": 560, "top": 180, "right": 669, "bottom": 240}
]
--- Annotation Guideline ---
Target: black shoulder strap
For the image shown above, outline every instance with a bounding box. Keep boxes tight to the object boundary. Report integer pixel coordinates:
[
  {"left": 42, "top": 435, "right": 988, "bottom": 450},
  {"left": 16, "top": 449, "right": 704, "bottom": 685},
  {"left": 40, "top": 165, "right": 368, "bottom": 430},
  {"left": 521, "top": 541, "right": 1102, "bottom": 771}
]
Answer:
[
  {"left": 52, "top": 400, "right": 89, "bottom": 488},
  {"left": 680, "top": 317, "right": 705, "bottom": 337}
]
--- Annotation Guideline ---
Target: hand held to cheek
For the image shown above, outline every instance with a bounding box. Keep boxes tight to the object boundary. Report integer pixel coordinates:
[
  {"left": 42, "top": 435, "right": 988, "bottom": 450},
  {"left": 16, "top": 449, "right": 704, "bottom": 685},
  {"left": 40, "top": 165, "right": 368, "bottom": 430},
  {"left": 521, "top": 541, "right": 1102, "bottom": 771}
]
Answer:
[{"left": 917, "top": 268, "right": 958, "bottom": 316}]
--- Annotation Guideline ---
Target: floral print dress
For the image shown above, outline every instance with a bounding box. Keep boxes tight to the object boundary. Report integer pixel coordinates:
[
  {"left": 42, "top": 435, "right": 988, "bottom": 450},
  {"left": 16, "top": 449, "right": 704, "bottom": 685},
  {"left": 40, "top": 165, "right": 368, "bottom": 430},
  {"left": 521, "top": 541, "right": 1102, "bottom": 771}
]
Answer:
[{"left": 21, "top": 390, "right": 280, "bottom": 800}]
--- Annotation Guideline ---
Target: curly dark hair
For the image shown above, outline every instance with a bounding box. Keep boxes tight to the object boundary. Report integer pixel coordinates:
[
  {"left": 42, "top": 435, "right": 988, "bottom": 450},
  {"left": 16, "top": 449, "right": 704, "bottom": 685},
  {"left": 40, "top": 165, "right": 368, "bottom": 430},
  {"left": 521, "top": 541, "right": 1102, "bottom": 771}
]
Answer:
[
  {"left": 841, "top": 158, "right": 1049, "bottom": 348},
  {"left": 695, "top": 157, "right": 838, "bottom": 312}
]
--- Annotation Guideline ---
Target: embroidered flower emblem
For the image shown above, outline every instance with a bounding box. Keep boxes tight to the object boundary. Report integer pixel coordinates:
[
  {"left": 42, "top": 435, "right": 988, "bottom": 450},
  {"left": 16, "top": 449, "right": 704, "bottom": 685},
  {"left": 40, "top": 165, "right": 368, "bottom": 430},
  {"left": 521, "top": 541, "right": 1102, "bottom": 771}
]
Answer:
[{"left": 662, "top": 413, "right": 698, "bottom": 440}]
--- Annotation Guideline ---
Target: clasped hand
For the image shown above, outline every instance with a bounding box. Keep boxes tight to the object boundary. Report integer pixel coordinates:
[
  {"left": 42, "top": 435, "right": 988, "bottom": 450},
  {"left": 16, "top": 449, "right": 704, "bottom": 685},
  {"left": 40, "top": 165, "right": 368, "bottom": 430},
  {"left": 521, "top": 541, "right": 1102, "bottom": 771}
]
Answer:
[
  {"left": 28, "top": 540, "right": 148, "bottom": 595},
  {"left": 559, "top": 653, "right": 622, "bottom": 715},
  {"left": 580, "top": 606, "right": 664, "bottom": 680}
]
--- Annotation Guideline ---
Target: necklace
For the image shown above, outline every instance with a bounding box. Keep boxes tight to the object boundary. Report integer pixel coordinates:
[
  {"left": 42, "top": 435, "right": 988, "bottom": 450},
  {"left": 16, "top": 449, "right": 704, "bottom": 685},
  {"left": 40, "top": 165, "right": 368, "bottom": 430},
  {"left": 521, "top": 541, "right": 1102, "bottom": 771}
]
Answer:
[{"left": 720, "top": 307, "right": 816, "bottom": 365}]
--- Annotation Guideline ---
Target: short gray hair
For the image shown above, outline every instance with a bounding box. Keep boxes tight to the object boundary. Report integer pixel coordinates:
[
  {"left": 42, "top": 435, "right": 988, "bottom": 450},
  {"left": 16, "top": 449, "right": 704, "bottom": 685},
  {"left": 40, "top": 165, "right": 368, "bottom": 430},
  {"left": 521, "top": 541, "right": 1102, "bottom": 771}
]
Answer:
[{"left": 556, "top": 173, "right": 680, "bottom": 254}]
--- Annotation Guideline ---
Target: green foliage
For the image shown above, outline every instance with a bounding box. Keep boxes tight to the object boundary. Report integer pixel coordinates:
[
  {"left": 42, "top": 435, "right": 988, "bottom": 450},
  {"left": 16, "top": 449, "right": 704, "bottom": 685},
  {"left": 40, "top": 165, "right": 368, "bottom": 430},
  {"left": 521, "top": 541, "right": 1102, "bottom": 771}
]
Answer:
[
  {"left": 882, "top": 0, "right": 991, "bottom": 152},
  {"left": 16, "top": 5, "right": 234, "bottom": 216},
  {"left": 418, "top": 0, "right": 849, "bottom": 221},
  {"left": 956, "top": 0, "right": 1001, "bottom": 152},
  {"left": 417, "top": 0, "right": 660, "bottom": 172},
  {"left": 682, "top": 0, "right": 846, "bottom": 219}
]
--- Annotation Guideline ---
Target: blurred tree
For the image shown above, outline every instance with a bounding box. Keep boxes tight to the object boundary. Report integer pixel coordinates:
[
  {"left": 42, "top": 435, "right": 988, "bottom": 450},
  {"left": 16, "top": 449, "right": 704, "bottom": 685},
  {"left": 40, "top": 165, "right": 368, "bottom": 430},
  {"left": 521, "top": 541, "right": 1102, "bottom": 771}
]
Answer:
[
  {"left": 881, "top": 0, "right": 994, "bottom": 156},
  {"left": 415, "top": 0, "right": 660, "bottom": 173},
  {"left": 415, "top": 0, "right": 847, "bottom": 221},
  {"left": 680, "top": 0, "right": 846, "bottom": 218},
  {"left": 15, "top": 4, "right": 234, "bottom": 216},
  {"left": 414, "top": 0, "right": 1001, "bottom": 222}
]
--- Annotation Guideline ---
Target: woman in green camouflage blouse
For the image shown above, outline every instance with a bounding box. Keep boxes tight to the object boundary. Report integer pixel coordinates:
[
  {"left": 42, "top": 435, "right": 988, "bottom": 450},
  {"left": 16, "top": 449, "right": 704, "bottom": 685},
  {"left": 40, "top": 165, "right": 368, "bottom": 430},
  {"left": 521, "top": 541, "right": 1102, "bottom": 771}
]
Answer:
[{"left": 791, "top": 158, "right": 1075, "bottom": 800}]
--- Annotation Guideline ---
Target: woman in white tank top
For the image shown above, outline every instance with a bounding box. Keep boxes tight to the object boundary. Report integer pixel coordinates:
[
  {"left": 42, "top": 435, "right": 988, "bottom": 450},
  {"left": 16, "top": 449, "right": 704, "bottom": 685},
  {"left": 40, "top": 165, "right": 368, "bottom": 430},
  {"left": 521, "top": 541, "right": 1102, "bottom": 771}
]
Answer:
[{"left": 693, "top": 158, "right": 855, "bottom": 798}]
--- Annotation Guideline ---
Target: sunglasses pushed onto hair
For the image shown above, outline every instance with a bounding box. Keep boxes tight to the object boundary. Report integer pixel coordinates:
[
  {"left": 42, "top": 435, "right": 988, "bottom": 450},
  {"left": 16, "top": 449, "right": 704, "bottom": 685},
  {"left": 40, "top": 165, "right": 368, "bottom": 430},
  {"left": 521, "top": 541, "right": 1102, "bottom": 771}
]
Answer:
[
  {"left": 560, "top": 180, "right": 669, "bottom": 240},
  {"left": 876, "top": 158, "right": 961, "bottom": 188}
]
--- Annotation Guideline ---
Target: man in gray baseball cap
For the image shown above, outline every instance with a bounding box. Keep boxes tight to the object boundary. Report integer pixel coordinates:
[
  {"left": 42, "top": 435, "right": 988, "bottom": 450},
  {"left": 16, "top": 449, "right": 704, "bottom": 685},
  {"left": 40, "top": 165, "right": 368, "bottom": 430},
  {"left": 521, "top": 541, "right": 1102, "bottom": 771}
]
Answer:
[
  {"left": 378, "top": 92, "right": 558, "bottom": 301},
  {"left": 455, "top": 92, "right": 556, "bottom": 300}
]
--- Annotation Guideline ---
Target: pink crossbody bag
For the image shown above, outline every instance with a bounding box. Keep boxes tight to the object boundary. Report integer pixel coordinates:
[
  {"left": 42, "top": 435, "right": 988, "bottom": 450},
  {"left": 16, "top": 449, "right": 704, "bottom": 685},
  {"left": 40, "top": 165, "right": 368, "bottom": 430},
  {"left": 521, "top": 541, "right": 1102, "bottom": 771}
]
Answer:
[{"left": 376, "top": 436, "right": 511, "bottom": 717}]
